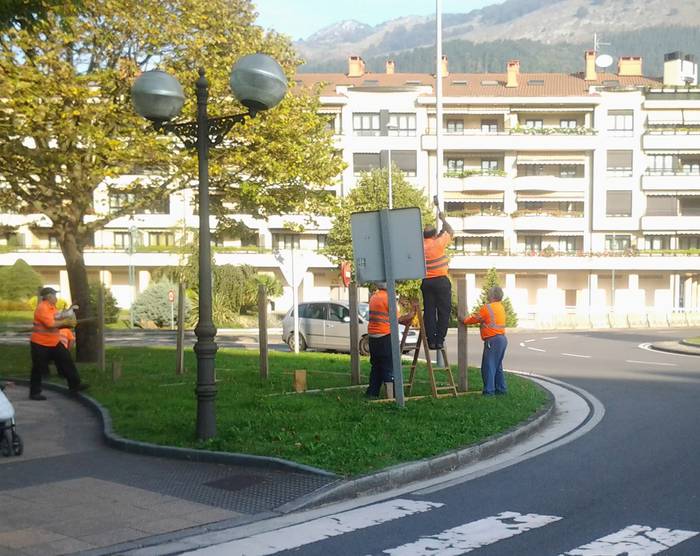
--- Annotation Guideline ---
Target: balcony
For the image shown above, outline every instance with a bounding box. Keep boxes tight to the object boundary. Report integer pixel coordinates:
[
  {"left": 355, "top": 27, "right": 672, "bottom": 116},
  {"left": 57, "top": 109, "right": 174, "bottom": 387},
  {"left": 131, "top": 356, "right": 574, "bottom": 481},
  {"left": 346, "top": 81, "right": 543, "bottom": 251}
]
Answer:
[
  {"left": 641, "top": 170, "right": 700, "bottom": 191},
  {"left": 422, "top": 127, "right": 598, "bottom": 151},
  {"left": 641, "top": 215, "right": 700, "bottom": 231},
  {"left": 513, "top": 175, "right": 587, "bottom": 192},
  {"left": 643, "top": 130, "right": 700, "bottom": 150},
  {"left": 441, "top": 170, "right": 508, "bottom": 192},
  {"left": 445, "top": 213, "right": 508, "bottom": 231},
  {"left": 511, "top": 210, "right": 585, "bottom": 232}
]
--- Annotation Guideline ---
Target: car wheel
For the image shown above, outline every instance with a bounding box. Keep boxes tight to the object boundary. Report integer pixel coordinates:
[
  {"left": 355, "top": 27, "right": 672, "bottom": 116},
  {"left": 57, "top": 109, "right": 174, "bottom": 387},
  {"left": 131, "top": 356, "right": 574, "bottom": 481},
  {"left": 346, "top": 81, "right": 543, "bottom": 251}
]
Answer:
[
  {"left": 287, "top": 332, "right": 307, "bottom": 352},
  {"left": 359, "top": 335, "right": 370, "bottom": 356}
]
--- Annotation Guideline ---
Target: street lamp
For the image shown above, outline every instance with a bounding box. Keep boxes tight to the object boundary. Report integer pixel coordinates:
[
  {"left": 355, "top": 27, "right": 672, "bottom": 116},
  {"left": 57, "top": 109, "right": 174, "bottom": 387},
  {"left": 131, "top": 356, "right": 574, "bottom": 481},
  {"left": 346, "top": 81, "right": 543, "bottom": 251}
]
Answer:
[{"left": 131, "top": 54, "right": 288, "bottom": 440}]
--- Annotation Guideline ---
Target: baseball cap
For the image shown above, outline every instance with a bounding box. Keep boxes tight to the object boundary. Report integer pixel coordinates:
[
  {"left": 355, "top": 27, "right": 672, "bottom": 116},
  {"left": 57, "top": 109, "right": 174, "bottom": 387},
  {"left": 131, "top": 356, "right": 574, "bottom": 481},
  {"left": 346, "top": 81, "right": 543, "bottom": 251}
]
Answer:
[{"left": 39, "top": 287, "right": 59, "bottom": 297}]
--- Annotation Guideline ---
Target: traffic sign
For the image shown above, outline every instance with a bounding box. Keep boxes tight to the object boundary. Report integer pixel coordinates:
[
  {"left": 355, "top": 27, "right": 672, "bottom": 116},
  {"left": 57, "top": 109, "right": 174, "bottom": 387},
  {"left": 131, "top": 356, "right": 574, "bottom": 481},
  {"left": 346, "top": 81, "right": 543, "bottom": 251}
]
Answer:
[{"left": 168, "top": 289, "right": 175, "bottom": 303}]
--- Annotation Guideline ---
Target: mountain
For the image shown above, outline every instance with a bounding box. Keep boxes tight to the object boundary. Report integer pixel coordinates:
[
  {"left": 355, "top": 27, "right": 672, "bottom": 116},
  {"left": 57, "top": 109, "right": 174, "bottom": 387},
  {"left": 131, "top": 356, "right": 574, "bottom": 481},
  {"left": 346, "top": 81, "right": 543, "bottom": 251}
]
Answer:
[{"left": 295, "top": 0, "right": 700, "bottom": 72}]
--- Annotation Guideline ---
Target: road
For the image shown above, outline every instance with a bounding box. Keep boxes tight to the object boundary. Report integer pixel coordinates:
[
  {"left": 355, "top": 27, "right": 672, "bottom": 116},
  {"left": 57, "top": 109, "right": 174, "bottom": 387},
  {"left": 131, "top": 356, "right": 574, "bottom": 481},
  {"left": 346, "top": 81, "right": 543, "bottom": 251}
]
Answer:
[{"left": 175, "top": 327, "right": 700, "bottom": 555}]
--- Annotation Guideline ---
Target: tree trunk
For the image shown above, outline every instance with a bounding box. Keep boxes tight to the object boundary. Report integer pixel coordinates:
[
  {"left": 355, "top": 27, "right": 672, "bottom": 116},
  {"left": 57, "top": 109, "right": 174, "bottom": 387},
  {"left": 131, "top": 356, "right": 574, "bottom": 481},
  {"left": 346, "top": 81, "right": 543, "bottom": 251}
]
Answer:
[{"left": 61, "top": 233, "right": 98, "bottom": 362}]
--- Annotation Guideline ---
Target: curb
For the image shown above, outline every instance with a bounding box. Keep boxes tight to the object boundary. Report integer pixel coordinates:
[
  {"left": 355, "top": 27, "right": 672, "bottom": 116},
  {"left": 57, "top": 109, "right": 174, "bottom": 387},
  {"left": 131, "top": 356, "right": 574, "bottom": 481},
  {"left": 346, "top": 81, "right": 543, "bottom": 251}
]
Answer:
[
  {"left": 650, "top": 341, "right": 700, "bottom": 356},
  {"left": 2, "top": 378, "right": 337, "bottom": 478},
  {"left": 276, "top": 382, "right": 555, "bottom": 513}
]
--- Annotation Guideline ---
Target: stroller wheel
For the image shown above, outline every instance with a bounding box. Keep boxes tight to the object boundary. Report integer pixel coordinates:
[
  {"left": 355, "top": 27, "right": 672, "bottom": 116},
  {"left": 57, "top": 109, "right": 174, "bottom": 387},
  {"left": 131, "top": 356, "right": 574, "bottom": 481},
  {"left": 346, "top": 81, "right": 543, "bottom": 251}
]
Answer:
[
  {"left": 11, "top": 432, "right": 23, "bottom": 456},
  {"left": 0, "top": 431, "right": 10, "bottom": 457}
]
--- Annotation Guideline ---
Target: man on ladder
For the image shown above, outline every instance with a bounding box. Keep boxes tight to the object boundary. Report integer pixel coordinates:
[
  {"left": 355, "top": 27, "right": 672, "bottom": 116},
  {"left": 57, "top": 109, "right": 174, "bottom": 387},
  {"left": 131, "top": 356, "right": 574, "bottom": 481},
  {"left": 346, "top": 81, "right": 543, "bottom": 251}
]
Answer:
[{"left": 421, "top": 211, "right": 453, "bottom": 350}]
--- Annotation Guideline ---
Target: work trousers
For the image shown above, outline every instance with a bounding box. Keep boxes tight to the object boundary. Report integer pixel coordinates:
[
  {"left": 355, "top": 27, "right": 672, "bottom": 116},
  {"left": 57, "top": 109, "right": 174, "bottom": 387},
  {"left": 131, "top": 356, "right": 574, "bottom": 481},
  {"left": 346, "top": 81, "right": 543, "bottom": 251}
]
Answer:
[
  {"left": 421, "top": 275, "right": 451, "bottom": 347},
  {"left": 367, "top": 334, "right": 393, "bottom": 397},
  {"left": 30, "top": 342, "right": 81, "bottom": 396},
  {"left": 480, "top": 334, "right": 508, "bottom": 395}
]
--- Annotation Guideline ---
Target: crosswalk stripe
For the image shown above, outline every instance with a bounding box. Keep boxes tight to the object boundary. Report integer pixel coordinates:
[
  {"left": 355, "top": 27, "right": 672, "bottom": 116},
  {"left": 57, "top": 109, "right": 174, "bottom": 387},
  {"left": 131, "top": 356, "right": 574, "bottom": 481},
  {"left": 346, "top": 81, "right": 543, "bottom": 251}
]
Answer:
[
  {"left": 382, "top": 511, "right": 562, "bottom": 555},
  {"left": 561, "top": 524, "right": 699, "bottom": 555},
  {"left": 184, "top": 499, "right": 443, "bottom": 555}
]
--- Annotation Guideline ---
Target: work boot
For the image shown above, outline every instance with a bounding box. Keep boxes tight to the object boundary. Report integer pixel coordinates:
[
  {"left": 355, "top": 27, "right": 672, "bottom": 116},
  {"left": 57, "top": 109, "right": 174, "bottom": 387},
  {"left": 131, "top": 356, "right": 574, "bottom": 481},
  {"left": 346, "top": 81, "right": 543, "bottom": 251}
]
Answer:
[{"left": 29, "top": 393, "right": 47, "bottom": 401}]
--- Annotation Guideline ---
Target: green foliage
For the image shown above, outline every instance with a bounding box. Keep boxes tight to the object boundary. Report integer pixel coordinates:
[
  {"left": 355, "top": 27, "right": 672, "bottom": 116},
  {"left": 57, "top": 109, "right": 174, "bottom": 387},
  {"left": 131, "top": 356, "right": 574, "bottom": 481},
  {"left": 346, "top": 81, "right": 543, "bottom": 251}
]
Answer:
[
  {"left": 0, "top": 259, "right": 43, "bottom": 300},
  {"left": 324, "top": 167, "right": 434, "bottom": 300},
  {"left": 470, "top": 268, "right": 518, "bottom": 328},
  {"left": 132, "top": 279, "right": 190, "bottom": 328},
  {"left": 88, "top": 283, "right": 120, "bottom": 324}
]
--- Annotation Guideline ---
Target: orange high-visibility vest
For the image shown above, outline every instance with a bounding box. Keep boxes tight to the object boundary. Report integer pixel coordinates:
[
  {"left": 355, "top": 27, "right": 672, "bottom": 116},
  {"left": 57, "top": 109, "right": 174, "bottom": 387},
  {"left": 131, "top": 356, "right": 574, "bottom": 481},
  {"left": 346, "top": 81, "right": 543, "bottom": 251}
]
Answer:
[
  {"left": 59, "top": 328, "right": 75, "bottom": 350},
  {"left": 423, "top": 232, "right": 452, "bottom": 278},
  {"left": 368, "top": 289, "right": 391, "bottom": 336},
  {"left": 463, "top": 301, "right": 506, "bottom": 340},
  {"left": 31, "top": 300, "right": 61, "bottom": 347}
]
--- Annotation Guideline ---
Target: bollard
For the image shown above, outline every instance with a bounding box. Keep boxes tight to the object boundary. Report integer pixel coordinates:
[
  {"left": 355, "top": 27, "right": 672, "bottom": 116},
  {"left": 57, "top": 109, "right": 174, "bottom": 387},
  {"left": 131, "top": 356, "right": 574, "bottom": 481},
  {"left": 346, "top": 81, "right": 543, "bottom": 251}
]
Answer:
[{"left": 293, "top": 370, "right": 307, "bottom": 393}]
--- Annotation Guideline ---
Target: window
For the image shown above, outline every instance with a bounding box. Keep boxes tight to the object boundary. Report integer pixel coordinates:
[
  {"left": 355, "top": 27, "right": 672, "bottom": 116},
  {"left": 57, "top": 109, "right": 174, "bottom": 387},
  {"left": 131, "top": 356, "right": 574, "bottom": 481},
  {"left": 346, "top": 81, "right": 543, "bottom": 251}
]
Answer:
[
  {"left": 446, "top": 119, "right": 464, "bottom": 134},
  {"left": 527, "top": 79, "right": 544, "bottom": 86},
  {"left": 323, "top": 113, "right": 341, "bottom": 134},
  {"left": 565, "top": 289, "right": 577, "bottom": 307},
  {"left": 273, "top": 233, "right": 300, "bottom": 250},
  {"left": 607, "top": 151, "right": 633, "bottom": 177},
  {"left": 559, "top": 165, "right": 579, "bottom": 178},
  {"left": 605, "top": 235, "right": 631, "bottom": 251},
  {"left": 48, "top": 235, "right": 59, "bottom": 249},
  {"left": 113, "top": 232, "right": 130, "bottom": 249},
  {"left": 0, "top": 233, "right": 24, "bottom": 247},
  {"left": 649, "top": 154, "right": 674, "bottom": 175},
  {"left": 109, "top": 191, "right": 134, "bottom": 213},
  {"left": 481, "top": 120, "right": 498, "bottom": 133},
  {"left": 606, "top": 191, "right": 632, "bottom": 216},
  {"left": 148, "top": 197, "right": 170, "bottom": 215},
  {"left": 299, "top": 303, "right": 326, "bottom": 320},
  {"left": 607, "top": 110, "right": 634, "bottom": 136},
  {"left": 522, "top": 164, "right": 545, "bottom": 176},
  {"left": 147, "top": 232, "right": 174, "bottom": 247},
  {"left": 646, "top": 196, "right": 677, "bottom": 216},
  {"left": 352, "top": 113, "right": 380, "bottom": 136},
  {"left": 559, "top": 236, "right": 580, "bottom": 253},
  {"left": 316, "top": 234, "right": 327, "bottom": 250},
  {"left": 451, "top": 237, "right": 467, "bottom": 253},
  {"left": 446, "top": 158, "right": 464, "bottom": 174},
  {"left": 353, "top": 153, "right": 381, "bottom": 175},
  {"left": 389, "top": 150, "right": 417, "bottom": 177},
  {"left": 525, "top": 119, "right": 543, "bottom": 129},
  {"left": 480, "top": 237, "right": 503, "bottom": 253},
  {"left": 388, "top": 113, "right": 416, "bottom": 136},
  {"left": 523, "top": 235, "right": 542, "bottom": 252},
  {"left": 680, "top": 197, "right": 700, "bottom": 216},
  {"left": 328, "top": 303, "right": 350, "bottom": 322},
  {"left": 560, "top": 119, "right": 578, "bottom": 128},
  {"left": 681, "top": 158, "right": 700, "bottom": 175},
  {"left": 481, "top": 159, "right": 499, "bottom": 173},
  {"left": 644, "top": 236, "right": 670, "bottom": 250},
  {"left": 680, "top": 236, "right": 700, "bottom": 249}
]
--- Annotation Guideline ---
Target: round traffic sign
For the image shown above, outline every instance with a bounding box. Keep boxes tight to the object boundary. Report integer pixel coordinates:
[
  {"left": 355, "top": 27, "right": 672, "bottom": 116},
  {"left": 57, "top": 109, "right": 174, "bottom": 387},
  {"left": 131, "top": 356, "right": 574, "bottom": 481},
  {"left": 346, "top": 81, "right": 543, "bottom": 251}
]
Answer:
[{"left": 168, "top": 290, "right": 175, "bottom": 303}]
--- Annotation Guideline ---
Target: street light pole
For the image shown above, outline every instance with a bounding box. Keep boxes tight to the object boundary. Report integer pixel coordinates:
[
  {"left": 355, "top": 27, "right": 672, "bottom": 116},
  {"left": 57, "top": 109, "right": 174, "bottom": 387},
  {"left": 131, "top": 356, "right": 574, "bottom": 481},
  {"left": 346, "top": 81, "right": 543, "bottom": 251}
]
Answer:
[
  {"left": 132, "top": 54, "right": 288, "bottom": 441},
  {"left": 128, "top": 223, "right": 137, "bottom": 329}
]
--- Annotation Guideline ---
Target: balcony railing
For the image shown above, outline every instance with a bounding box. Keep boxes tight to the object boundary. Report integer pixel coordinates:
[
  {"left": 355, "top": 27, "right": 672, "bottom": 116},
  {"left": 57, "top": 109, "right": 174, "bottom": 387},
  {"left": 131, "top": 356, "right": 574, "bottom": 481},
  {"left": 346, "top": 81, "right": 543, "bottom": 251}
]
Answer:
[
  {"left": 645, "top": 168, "right": 700, "bottom": 176},
  {"left": 443, "top": 169, "right": 507, "bottom": 178},
  {"left": 511, "top": 209, "right": 584, "bottom": 218},
  {"left": 645, "top": 127, "right": 700, "bottom": 135},
  {"left": 445, "top": 209, "right": 506, "bottom": 217},
  {"left": 425, "top": 126, "right": 597, "bottom": 136}
]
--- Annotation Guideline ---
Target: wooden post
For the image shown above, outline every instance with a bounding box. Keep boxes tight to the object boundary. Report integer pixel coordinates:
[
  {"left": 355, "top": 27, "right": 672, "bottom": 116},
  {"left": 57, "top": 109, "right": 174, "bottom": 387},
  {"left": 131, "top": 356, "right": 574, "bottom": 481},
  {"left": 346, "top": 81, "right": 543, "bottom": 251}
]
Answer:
[
  {"left": 111, "top": 360, "right": 122, "bottom": 381},
  {"left": 348, "top": 282, "right": 361, "bottom": 385},
  {"left": 97, "top": 283, "right": 105, "bottom": 373},
  {"left": 258, "top": 284, "right": 269, "bottom": 379},
  {"left": 457, "top": 277, "right": 468, "bottom": 392},
  {"left": 293, "top": 369, "right": 307, "bottom": 392},
  {"left": 175, "top": 281, "right": 186, "bottom": 375}
]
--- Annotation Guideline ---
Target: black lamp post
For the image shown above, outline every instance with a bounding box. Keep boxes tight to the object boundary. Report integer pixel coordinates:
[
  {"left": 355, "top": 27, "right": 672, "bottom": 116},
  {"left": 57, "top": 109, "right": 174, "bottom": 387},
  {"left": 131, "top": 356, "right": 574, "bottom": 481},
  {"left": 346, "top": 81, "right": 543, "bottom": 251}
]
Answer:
[{"left": 131, "top": 54, "right": 288, "bottom": 440}]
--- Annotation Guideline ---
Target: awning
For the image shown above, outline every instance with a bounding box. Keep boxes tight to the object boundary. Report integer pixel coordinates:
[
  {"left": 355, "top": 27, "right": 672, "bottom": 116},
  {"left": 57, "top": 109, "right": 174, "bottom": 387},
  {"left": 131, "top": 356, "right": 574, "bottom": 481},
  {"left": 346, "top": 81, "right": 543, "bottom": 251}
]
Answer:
[
  {"left": 542, "top": 230, "right": 585, "bottom": 236},
  {"left": 517, "top": 191, "right": 585, "bottom": 201},
  {"left": 642, "top": 231, "right": 677, "bottom": 235},
  {"left": 517, "top": 154, "right": 587, "bottom": 165},
  {"left": 432, "top": 108, "right": 509, "bottom": 115},
  {"left": 514, "top": 107, "right": 593, "bottom": 112},
  {"left": 443, "top": 191, "right": 504, "bottom": 203},
  {"left": 647, "top": 110, "right": 684, "bottom": 125},
  {"left": 645, "top": 190, "right": 700, "bottom": 196},
  {"left": 458, "top": 231, "right": 504, "bottom": 237}
]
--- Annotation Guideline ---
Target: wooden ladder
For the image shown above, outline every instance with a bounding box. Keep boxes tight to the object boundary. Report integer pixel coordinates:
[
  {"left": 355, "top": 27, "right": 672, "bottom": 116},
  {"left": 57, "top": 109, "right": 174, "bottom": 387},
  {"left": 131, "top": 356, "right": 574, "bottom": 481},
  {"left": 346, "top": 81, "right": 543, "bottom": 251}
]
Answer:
[{"left": 401, "top": 310, "right": 458, "bottom": 399}]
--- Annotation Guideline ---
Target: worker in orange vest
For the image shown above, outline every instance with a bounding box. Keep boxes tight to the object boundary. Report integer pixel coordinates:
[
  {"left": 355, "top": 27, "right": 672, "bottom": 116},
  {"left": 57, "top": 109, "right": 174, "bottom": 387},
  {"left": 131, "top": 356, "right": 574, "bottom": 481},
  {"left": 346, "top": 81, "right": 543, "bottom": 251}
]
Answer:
[
  {"left": 460, "top": 286, "right": 508, "bottom": 396},
  {"left": 365, "top": 283, "right": 416, "bottom": 399},
  {"left": 421, "top": 211, "right": 454, "bottom": 350},
  {"left": 29, "top": 287, "right": 88, "bottom": 401}
]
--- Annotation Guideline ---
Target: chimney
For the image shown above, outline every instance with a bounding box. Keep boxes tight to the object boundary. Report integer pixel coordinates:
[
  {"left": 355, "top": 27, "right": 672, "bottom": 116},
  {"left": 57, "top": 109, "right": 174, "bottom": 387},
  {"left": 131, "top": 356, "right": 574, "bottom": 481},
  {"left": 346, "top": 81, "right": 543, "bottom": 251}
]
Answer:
[
  {"left": 617, "top": 56, "right": 642, "bottom": 76},
  {"left": 584, "top": 50, "right": 597, "bottom": 81},
  {"left": 663, "top": 51, "right": 698, "bottom": 86},
  {"left": 441, "top": 55, "right": 449, "bottom": 77},
  {"left": 347, "top": 56, "right": 366, "bottom": 78},
  {"left": 385, "top": 59, "right": 395, "bottom": 75},
  {"left": 506, "top": 59, "right": 520, "bottom": 87}
]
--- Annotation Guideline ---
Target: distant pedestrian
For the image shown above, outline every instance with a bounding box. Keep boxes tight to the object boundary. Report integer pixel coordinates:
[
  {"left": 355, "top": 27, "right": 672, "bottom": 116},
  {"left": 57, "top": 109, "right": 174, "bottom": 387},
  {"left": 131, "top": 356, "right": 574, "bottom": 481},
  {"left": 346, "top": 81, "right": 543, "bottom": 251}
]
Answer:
[
  {"left": 29, "top": 287, "right": 88, "bottom": 401},
  {"left": 460, "top": 286, "right": 508, "bottom": 396},
  {"left": 421, "top": 211, "right": 453, "bottom": 350}
]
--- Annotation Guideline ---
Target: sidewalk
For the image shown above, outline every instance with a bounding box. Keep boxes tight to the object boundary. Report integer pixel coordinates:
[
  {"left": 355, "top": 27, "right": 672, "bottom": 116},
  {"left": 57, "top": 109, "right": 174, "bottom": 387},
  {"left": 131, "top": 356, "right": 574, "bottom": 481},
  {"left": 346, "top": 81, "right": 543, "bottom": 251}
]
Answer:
[{"left": 0, "top": 373, "right": 580, "bottom": 556}]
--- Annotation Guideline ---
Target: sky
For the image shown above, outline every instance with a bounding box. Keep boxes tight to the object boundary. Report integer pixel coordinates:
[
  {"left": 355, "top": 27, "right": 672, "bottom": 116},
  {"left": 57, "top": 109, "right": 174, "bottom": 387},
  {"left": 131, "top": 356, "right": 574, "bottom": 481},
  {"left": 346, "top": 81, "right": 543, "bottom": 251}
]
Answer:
[{"left": 253, "top": 0, "right": 500, "bottom": 40}]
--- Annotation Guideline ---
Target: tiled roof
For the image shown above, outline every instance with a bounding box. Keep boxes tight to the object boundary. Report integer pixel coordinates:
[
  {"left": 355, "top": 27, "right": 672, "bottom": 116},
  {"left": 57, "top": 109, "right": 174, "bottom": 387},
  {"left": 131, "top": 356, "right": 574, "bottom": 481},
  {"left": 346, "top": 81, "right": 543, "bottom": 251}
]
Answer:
[{"left": 294, "top": 71, "right": 661, "bottom": 98}]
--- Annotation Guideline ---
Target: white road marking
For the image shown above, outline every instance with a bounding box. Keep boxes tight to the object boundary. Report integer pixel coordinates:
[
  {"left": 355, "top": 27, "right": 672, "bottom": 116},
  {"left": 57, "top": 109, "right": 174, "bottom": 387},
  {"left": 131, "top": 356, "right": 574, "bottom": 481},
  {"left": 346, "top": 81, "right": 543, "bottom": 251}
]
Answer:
[
  {"left": 383, "top": 511, "right": 562, "bottom": 555},
  {"left": 561, "top": 353, "right": 591, "bottom": 358},
  {"left": 527, "top": 347, "right": 546, "bottom": 352},
  {"left": 542, "top": 336, "right": 558, "bottom": 340},
  {"left": 183, "top": 499, "right": 443, "bottom": 555},
  {"left": 638, "top": 342, "right": 697, "bottom": 358},
  {"left": 561, "top": 524, "right": 699, "bottom": 555},
  {"left": 519, "top": 342, "right": 526, "bottom": 347},
  {"left": 524, "top": 339, "right": 536, "bottom": 343},
  {"left": 625, "top": 360, "right": 677, "bottom": 367}
]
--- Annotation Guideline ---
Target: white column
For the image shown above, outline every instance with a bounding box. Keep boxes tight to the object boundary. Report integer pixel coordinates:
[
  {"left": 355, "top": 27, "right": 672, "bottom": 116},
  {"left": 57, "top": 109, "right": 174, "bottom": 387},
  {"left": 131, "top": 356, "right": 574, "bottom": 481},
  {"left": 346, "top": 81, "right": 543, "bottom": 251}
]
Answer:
[
  {"left": 684, "top": 276, "right": 693, "bottom": 309},
  {"left": 693, "top": 279, "right": 699, "bottom": 309},
  {"left": 59, "top": 270, "right": 71, "bottom": 304},
  {"left": 138, "top": 270, "right": 151, "bottom": 293},
  {"left": 506, "top": 273, "right": 516, "bottom": 290},
  {"left": 628, "top": 274, "right": 639, "bottom": 290},
  {"left": 547, "top": 273, "right": 557, "bottom": 289},
  {"left": 99, "top": 269, "right": 112, "bottom": 288},
  {"left": 466, "top": 273, "right": 477, "bottom": 307},
  {"left": 671, "top": 273, "right": 681, "bottom": 309}
]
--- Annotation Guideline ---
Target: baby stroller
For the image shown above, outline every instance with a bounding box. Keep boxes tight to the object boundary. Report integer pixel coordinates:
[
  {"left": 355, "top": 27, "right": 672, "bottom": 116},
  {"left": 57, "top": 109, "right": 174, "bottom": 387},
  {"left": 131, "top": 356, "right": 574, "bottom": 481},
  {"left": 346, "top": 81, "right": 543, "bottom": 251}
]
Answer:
[{"left": 0, "top": 384, "right": 23, "bottom": 457}]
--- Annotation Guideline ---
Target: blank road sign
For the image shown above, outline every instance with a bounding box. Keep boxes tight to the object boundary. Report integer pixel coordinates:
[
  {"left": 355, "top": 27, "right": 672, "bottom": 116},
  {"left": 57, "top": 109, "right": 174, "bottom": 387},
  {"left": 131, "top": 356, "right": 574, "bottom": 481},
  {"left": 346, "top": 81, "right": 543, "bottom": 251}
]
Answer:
[{"left": 351, "top": 207, "right": 426, "bottom": 283}]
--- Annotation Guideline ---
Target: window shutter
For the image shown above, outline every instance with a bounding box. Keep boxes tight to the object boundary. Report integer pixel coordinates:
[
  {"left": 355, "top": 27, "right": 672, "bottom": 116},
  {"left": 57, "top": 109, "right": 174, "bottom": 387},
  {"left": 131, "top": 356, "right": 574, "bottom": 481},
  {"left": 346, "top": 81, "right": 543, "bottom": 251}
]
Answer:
[
  {"left": 607, "top": 151, "right": 633, "bottom": 169},
  {"left": 353, "top": 153, "right": 380, "bottom": 173},
  {"left": 646, "top": 196, "right": 677, "bottom": 216},
  {"left": 392, "top": 150, "right": 417, "bottom": 174},
  {"left": 606, "top": 191, "right": 632, "bottom": 216}
]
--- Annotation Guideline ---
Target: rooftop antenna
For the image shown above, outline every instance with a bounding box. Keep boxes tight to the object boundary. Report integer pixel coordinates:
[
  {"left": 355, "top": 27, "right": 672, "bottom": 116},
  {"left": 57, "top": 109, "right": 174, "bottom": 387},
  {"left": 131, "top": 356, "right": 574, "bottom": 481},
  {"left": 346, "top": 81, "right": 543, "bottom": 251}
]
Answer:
[{"left": 594, "top": 33, "right": 613, "bottom": 69}]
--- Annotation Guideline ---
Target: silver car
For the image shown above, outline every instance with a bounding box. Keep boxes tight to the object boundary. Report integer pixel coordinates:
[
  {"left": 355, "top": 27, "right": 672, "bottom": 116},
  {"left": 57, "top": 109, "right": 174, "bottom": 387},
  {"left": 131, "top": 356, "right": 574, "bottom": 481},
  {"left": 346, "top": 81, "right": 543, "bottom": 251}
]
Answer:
[{"left": 281, "top": 301, "right": 419, "bottom": 355}]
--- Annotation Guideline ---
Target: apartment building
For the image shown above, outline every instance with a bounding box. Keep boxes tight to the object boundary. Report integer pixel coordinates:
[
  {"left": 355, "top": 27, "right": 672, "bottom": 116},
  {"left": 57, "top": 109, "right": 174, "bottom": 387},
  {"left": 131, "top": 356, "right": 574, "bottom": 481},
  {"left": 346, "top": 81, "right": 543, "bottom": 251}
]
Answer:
[{"left": 2, "top": 50, "right": 700, "bottom": 325}]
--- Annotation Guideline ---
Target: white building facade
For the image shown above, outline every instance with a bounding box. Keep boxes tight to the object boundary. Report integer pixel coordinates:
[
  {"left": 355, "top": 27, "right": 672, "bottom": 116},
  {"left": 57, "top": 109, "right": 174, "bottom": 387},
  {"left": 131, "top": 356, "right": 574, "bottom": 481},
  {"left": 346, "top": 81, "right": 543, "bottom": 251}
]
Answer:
[{"left": 2, "top": 50, "right": 700, "bottom": 327}]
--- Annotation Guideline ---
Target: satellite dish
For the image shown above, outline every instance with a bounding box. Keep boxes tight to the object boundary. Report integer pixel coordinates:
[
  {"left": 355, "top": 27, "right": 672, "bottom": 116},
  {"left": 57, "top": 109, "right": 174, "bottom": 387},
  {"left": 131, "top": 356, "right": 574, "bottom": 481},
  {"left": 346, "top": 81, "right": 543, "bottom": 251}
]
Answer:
[{"left": 595, "top": 54, "right": 613, "bottom": 69}]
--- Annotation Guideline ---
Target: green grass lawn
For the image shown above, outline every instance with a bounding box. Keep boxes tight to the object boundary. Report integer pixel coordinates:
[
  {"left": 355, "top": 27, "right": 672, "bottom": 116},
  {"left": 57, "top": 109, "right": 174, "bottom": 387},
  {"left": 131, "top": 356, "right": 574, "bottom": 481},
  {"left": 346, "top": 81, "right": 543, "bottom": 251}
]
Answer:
[
  {"left": 1, "top": 345, "right": 548, "bottom": 476},
  {"left": 684, "top": 337, "right": 700, "bottom": 345}
]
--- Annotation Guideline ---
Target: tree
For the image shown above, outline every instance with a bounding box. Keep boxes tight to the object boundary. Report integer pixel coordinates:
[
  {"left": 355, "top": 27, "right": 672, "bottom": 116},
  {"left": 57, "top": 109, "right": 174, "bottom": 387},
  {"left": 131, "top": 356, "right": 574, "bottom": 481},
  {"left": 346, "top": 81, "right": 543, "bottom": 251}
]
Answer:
[
  {"left": 0, "top": 0, "right": 343, "bottom": 360},
  {"left": 324, "top": 166, "right": 434, "bottom": 300},
  {"left": 470, "top": 268, "right": 518, "bottom": 327},
  {"left": 0, "top": 259, "right": 43, "bottom": 300}
]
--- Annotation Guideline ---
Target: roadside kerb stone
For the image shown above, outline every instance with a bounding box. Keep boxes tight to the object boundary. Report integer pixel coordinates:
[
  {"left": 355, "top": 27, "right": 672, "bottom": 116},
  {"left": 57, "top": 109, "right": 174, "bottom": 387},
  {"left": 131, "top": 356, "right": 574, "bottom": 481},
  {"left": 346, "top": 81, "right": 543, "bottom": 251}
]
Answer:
[{"left": 652, "top": 340, "right": 700, "bottom": 355}]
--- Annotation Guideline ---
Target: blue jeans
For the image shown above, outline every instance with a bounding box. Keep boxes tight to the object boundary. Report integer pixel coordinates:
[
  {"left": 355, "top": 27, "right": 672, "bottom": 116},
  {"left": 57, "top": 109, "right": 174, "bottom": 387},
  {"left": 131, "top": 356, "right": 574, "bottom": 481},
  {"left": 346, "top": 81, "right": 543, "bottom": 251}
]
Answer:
[{"left": 481, "top": 334, "right": 507, "bottom": 395}]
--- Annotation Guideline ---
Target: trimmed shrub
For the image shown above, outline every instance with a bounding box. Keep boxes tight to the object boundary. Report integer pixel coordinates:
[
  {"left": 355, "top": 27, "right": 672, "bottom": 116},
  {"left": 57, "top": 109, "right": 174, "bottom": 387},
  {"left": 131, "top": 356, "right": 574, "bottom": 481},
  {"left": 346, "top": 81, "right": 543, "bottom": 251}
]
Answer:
[
  {"left": 0, "top": 259, "right": 43, "bottom": 300},
  {"left": 132, "top": 279, "right": 190, "bottom": 328},
  {"left": 88, "top": 283, "right": 120, "bottom": 324}
]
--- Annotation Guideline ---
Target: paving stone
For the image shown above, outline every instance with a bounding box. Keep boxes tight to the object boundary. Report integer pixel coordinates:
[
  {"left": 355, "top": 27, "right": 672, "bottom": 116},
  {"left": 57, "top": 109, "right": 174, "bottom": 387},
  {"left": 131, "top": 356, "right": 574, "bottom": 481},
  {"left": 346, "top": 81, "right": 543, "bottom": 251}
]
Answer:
[
  {"left": 79, "top": 526, "right": 148, "bottom": 546},
  {"left": 18, "top": 536, "right": 97, "bottom": 556},
  {"left": 0, "top": 527, "right": 66, "bottom": 549}
]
